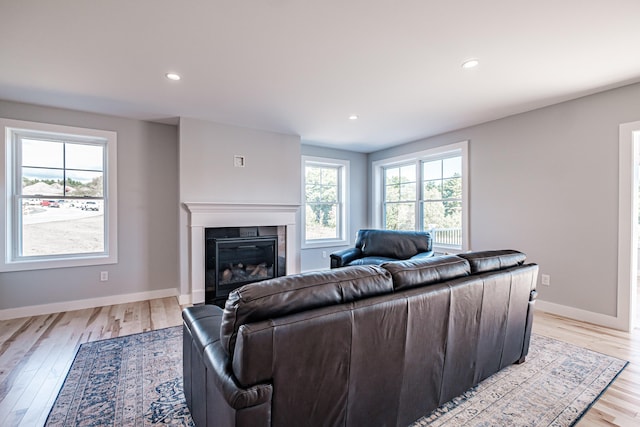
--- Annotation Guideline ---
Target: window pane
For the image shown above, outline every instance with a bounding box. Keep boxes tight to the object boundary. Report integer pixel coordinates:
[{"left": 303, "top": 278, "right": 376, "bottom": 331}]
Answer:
[
  {"left": 66, "top": 171, "right": 104, "bottom": 197},
  {"left": 423, "top": 200, "right": 462, "bottom": 228},
  {"left": 306, "top": 166, "right": 322, "bottom": 185},
  {"left": 20, "top": 198, "right": 104, "bottom": 256},
  {"left": 442, "top": 177, "right": 462, "bottom": 199},
  {"left": 423, "top": 201, "right": 462, "bottom": 247},
  {"left": 423, "top": 160, "right": 442, "bottom": 181},
  {"left": 305, "top": 184, "right": 318, "bottom": 202},
  {"left": 385, "top": 167, "right": 399, "bottom": 184},
  {"left": 400, "top": 165, "right": 416, "bottom": 183},
  {"left": 423, "top": 180, "right": 442, "bottom": 199},
  {"left": 321, "top": 167, "right": 338, "bottom": 186},
  {"left": 384, "top": 202, "right": 415, "bottom": 230},
  {"left": 21, "top": 168, "right": 64, "bottom": 196},
  {"left": 21, "top": 139, "right": 63, "bottom": 168},
  {"left": 305, "top": 203, "right": 338, "bottom": 239},
  {"left": 399, "top": 182, "right": 416, "bottom": 200},
  {"left": 66, "top": 143, "right": 103, "bottom": 171},
  {"left": 321, "top": 185, "right": 337, "bottom": 202},
  {"left": 385, "top": 184, "right": 400, "bottom": 202},
  {"left": 443, "top": 156, "right": 461, "bottom": 178},
  {"left": 443, "top": 200, "right": 462, "bottom": 223}
]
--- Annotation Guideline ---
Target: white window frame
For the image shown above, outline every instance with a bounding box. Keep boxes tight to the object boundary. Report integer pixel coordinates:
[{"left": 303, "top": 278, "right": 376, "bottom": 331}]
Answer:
[
  {"left": 1, "top": 118, "right": 118, "bottom": 272},
  {"left": 372, "top": 141, "right": 469, "bottom": 252},
  {"left": 301, "top": 156, "right": 349, "bottom": 249}
]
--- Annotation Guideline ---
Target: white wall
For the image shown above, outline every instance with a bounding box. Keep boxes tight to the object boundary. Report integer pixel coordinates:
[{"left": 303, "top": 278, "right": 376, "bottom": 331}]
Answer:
[
  {"left": 370, "top": 82, "right": 640, "bottom": 319},
  {"left": 0, "top": 100, "right": 180, "bottom": 313},
  {"left": 300, "top": 144, "right": 369, "bottom": 271},
  {"left": 178, "top": 118, "right": 301, "bottom": 297}
]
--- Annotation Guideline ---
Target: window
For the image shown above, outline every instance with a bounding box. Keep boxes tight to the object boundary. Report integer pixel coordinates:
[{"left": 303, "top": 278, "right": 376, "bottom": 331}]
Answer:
[
  {"left": 383, "top": 163, "right": 417, "bottom": 230},
  {"left": 422, "top": 156, "right": 463, "bottom": 247},
  {"left": 1, "top": 118, "right": 117, "bottom": 271},
  {"left": 374, "top": 141, "right": 468, "bottom": 251},
  {"left": 302, "top": 156, "right": 349, "bottom": 247}
]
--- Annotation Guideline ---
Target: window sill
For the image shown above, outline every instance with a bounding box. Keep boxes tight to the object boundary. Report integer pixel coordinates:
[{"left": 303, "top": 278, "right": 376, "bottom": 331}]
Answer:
[
  {"left": 301, "top": 239, "right": 349, "bottom": 250},
  {"left": 1, "top": 253, "right": 117, "bottom": 272}
]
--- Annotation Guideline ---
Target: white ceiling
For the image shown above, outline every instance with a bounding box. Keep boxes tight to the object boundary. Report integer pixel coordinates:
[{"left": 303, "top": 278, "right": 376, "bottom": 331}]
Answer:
[{"left": 2, "top": 1, "right": 640, "bottom": 153}]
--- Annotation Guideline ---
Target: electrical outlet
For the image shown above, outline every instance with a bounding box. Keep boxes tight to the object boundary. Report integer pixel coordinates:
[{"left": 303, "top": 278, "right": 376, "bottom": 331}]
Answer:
[
  {"left": 100, "top": 271, "right": 108, "bottom": 282},
  {"left": 541, "top": 274, "right": 550, "bottom": 286},
  {"left": 322, "top": 251, "right": 327, "bottom": 258}
]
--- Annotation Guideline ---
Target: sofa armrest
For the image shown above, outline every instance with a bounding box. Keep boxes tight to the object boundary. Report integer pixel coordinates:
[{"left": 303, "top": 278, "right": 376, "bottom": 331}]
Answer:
[
  {"left": 517, "top": 287, "right": 539, "bottom": 364},
  {"left": 204, "top": 340, "right": 273, "bottom": 410},
  {"left": 330, "top": 247, "right": 362, "bottom": 268}
]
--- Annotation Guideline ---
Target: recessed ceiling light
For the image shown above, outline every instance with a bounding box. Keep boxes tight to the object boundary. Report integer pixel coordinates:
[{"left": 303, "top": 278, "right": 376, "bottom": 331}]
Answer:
[
  {"left": 165, "top": 72, "right": 181, "bottom": 81},
  {"left": 461, "top": 59, "right": 479, "bottom": 69},
  {"left": 349, "top": 115, "right": 359, "bottom": 120}
]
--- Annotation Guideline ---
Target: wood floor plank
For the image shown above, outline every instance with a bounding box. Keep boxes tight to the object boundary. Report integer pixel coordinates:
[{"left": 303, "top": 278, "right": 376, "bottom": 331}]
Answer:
[
  {"left": 0, "top": 313, "right": 63, "bottom": 407},
  {"left": 16, "top": 311, "right": 91, "bottom": 427},
  {"left": 1, "top": 309, "right": 90, "bottom": 426}
]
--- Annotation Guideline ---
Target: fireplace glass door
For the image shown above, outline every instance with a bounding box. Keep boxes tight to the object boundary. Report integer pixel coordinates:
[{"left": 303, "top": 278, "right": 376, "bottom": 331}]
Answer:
[{"left": 207, "top": 236, "right": 277, "bottom": 303}]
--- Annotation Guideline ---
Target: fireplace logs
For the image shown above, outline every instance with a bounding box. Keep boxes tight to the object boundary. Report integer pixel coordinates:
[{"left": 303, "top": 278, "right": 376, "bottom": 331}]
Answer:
[{"left": 220, "top": 262, "right": 273, "bottom": 285}]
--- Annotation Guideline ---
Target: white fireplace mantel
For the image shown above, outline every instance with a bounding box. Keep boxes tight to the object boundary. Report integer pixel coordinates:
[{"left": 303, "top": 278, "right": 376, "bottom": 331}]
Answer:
[{"left": 184, "top": 202, "right": 300, "bottom": 304}]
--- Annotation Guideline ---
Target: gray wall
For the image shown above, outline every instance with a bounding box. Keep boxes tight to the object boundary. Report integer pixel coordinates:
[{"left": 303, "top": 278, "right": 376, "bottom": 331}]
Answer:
[
  {"left": 178, "top": 118, "right": 301, "bottom": 295},
  {"left": 300, "top": 144, "right": 369, "bottom": 271},
  {"left": 0, "top": 100, "right": 179, "bottom": 310},
  {"left": 370, "top": 82, "right": 640, "bottom": 317},
  {"left": 179, "top": 118, "right": 301, "bottom": 204},
  {"left": 5, "top": 78, "right": 638, "bottom": 318}
]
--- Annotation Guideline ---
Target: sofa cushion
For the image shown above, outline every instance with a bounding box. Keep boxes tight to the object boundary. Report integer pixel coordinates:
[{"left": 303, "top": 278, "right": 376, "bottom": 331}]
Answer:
[
  {"left": 382, "top": 255, "right": 471, "bottom": 291},
  {"left": 356, "top": 229, "right": 432, "bottom": 259},
  {"left": 220, "top": 265, "right": 393, "bottom": 357},
  {"left": 347, "top": 256, "right": 400, "bottom": 266},
  {"left": 458, "top": 250, "right": 526, "bottom": 273}
]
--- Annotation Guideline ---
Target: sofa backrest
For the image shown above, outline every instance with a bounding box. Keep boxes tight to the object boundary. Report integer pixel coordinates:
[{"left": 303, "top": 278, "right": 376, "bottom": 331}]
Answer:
[
  {"left": 381, "top": 255, "right": 471, "bottom": 290},
  {"left": 458, "top": 249, "right": 526, "bottom": 273},
  {"left": 220, "top": 265, "right": 393, "bottom": 357},
  {"left": 355, "top": 229, "right": 432, "bottom": 259},
  {"left": 221, "top": 249, "right": 528, "bottom": 358}
]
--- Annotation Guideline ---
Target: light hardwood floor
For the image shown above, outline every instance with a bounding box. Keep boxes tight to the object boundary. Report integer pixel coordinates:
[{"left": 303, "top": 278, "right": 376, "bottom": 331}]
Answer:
[
  {"left": 0, "top": 298, "right": 639, "bottom": 426},
  {"left": 0, "top": 297, "right": 186, "bottom": 427}
]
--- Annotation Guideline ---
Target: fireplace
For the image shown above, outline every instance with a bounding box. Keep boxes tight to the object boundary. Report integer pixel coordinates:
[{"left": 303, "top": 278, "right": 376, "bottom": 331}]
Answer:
[
  {"left": 205, "top": 226, "right": 286, "bottom": 305},
  {"left": 183, "top": 202, "right": 299, "bottom": 305}
]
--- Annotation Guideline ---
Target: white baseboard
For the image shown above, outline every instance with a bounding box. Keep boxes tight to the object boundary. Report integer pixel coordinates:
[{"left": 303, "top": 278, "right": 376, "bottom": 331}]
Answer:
[
  {"left": 191, "top": 289, "right": 206, "bottom": 305},
  {"left": 177, "top": 293, "right": 192, "bottom": 306},
  {"left": 0, "top": 288, "right": 179, "bottom": 321},
  {"left": 536, "top": 299, "right": 627, "bottom": 331}
]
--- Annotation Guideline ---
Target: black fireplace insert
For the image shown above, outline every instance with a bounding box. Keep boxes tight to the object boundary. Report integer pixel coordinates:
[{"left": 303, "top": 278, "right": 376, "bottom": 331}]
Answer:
[{"left": 205, "top": 226, "right": 286, "bottom": 306}]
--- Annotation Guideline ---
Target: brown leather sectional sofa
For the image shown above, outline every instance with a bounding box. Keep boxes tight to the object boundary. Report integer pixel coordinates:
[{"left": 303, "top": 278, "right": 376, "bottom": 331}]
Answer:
[{"left": 182, "top": 250, "right": 538, "bottom": 427}]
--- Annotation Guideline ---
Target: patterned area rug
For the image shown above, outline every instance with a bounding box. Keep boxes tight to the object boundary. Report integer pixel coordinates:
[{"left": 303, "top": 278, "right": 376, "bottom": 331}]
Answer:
[
  {"left": 46, "top": 327, "right": 192, "bottom": 427},
  {"left": 412, "top": 334, "right": 627, "bottom": 426},
  {"left": 46, "top": 328, "right": 626, "bottom": 427}
]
